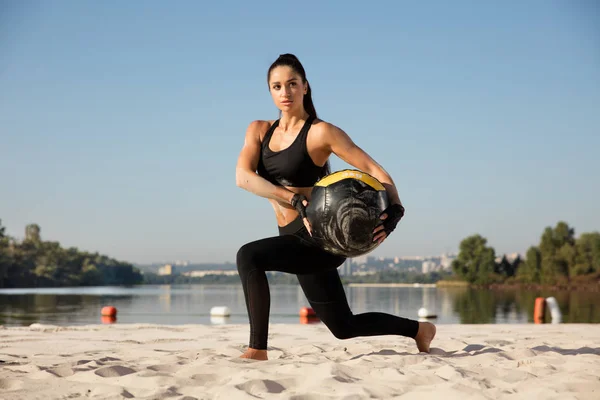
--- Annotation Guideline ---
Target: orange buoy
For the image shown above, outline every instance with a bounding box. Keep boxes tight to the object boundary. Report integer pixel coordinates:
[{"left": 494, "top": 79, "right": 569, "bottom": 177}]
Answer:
[
  {"left": 299, "top": 307, "right": 316, "bottom": 318},
  {"left": 101, "top": 306, "right": 117, "bottom": 317},
  {"left": 101, "top": 315, "right": 116, "bottom": 324},
  {"left": 533, "top": 297, "right": 546, "bottom": 324},
  {"left": 300, "top": 316, "right": 320, "bottom": 324}
]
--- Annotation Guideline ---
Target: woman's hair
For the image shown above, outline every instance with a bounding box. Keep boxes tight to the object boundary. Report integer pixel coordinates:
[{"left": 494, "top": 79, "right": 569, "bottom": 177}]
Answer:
[
  {"left": 267, "top": 53, "right": 330, "bottom": 178},
  {"left": 267, "top": 53, "right": 317, "bottom": 118}
]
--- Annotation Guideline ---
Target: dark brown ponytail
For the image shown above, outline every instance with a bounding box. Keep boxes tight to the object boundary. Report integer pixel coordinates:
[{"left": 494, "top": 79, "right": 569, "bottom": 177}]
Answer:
[{"left": 303, "top": 81, "right": 317, "bottom": 119}]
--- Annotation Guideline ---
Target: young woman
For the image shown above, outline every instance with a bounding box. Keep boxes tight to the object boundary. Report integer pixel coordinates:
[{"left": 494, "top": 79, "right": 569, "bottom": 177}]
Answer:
[{"left": 235, "top": 53, "right": 436, "bottom": 360}]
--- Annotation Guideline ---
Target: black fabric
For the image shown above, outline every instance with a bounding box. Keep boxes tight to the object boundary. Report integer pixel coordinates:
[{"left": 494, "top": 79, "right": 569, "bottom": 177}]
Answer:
[
  {"left": 290, "top": 193, "right": 308, "bottom": 219},
  {"left": 381, "top": 203, "right": 406, "bottom": 236},
  {"left": 236, "top": 216, "right": 420, "bottom": 350},
  {"left": 256, "top": 116, "right": 324, "bottom": 187}
]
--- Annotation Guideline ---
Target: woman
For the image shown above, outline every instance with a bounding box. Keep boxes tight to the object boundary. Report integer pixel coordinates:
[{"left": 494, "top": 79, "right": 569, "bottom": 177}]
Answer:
[{"left": 235, "top": 53, "right": 436, "bottom": 360}]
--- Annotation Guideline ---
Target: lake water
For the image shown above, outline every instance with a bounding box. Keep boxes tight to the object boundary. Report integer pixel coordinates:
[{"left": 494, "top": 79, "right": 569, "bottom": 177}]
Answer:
[{"left": 0, "top": 284, "right": 598, "bottom": 327}]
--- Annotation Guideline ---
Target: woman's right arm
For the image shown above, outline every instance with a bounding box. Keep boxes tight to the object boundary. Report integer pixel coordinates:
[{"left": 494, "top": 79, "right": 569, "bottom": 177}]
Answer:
[{"left": 235, "top": 120, "right": 296, "bottom": 204}]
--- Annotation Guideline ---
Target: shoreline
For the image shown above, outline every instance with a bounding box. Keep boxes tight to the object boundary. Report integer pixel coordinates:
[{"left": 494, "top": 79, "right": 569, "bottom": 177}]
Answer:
[
  {"left": 437, "top": 279, "right": 600, "bottom": 291},
  {"left": 346, "top": 282, "right": 437, "bottom": 288}
]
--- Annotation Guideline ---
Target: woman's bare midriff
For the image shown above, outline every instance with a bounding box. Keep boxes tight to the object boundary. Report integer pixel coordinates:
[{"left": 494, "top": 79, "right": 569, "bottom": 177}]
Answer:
[{"left": 269, "top": 186, "right": 313, "bottom": 227}]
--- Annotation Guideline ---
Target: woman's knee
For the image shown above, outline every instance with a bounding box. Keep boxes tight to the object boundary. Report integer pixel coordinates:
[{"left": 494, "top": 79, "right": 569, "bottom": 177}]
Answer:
[
  {"left": 236, "top": 242, "right": 261, "bottom": 275},
  {"left": 324, "top": 318, "right": 354, "bottom": 340},
  {"left": 313, "top": 308, "right": 355, "bottom": 340}
]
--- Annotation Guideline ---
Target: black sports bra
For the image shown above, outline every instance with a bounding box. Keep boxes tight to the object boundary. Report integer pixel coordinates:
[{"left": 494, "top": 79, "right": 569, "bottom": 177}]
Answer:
[{"left": 256, "top": 116, "right": 325, "bottom": 187}]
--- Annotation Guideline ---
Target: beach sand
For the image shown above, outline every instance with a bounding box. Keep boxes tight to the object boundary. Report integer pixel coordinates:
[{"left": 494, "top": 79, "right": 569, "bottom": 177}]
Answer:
[{"left": 1, "top": 322, "right": 598, "bottom": 399}]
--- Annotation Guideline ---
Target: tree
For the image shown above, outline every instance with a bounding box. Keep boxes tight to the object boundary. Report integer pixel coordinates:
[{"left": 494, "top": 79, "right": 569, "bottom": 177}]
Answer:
[
  {"left": 573, "top": 232, "right": 600, "bottom": 276},
  {"left": 25, "top": 224, "right": 41, "bottom": 243},
  {"left": 451, "top": 234, "right": 496, "bottom": 284},
  {"left": 517, "top": 246, "right": 542, "bottom": 283},
  {"left": 0, "top": 220, "right": 144, "bottom": 288},
  {"left": 0, "top": 219, "right": 10, "bottom": 288},
  {"left": 539, "top": 222, "right": 575, "bottom": 284},
  {"left": 452, "top": 222, "right": 597, "bottom": 287},
  {"left": 495, "top": 255, "right": 517, "bottom": 278},
  {"left": 511, "top": 255, "right": 522, "bottom": 277}
]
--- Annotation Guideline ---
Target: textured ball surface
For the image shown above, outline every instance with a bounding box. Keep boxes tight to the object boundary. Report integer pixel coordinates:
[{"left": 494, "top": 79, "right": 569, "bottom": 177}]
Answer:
[{"left": 306, "top": 169, "right": 389, "bottom": 257}]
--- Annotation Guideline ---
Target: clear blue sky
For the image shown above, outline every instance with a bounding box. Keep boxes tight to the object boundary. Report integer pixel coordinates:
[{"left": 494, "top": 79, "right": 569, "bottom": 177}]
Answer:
[{"left": 1, "top": 1, "right": 598, "bottom": 264}]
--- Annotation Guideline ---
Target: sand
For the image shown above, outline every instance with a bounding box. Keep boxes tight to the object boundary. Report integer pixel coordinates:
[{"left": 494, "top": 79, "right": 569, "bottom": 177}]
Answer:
[{"left": 1, "top": 322, "right": 598, "bottom": 399}]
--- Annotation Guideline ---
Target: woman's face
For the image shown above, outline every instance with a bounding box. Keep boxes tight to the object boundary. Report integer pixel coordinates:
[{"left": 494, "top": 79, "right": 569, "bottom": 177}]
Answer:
[{"left": 268, "top": 65, "right": 307, "bottom": 113}]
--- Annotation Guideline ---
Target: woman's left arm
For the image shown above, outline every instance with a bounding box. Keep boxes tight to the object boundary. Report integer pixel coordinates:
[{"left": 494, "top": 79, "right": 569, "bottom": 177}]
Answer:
[
  {"left": 322, "top": 123, "right": 402, "bottom": 206},
  {"left": 322, "top": 123, "right": 405, "bottom": 243}
]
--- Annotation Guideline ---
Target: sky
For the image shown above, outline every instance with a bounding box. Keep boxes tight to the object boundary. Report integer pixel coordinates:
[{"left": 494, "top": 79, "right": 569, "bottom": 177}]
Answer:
[{"left": 1, "top": 0, "right": 599, "bottom": 265}]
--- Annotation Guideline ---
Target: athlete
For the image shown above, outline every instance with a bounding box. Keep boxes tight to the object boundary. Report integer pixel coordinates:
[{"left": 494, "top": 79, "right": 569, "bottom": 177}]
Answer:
[{"left": 235, "top": 53, "right": 436, "bottom": 360}]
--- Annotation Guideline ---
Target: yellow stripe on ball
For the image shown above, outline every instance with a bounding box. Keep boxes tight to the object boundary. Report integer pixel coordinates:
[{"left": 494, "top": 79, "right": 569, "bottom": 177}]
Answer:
[{"left": 315, "top": 169, "right": 385, "bottom": 191}]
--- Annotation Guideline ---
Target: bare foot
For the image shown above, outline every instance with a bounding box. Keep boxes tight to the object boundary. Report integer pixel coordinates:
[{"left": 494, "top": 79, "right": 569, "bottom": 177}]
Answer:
[
  {"left": 240, "top": 348, "right": 268, "bottom": 360},
  {"left": 415, "top": 321, "right": 436, "bottom": 353}
]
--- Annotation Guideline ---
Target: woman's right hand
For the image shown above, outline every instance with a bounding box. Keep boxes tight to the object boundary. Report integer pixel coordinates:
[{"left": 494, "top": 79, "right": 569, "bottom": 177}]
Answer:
[{"left": 291, "top": 193, "right": 312, "bottom": 236}]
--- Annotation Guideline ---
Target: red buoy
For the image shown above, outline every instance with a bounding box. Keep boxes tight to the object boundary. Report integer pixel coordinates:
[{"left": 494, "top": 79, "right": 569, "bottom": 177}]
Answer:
[
  {"left": 299, "top": 307, "right": 316, "bottom": 318},
  {"left": 101, "top": 315, "right": 116, "bottom": 324},
  {"left": 300, "top": 316, "right": 320, "bottom": 324},
  {"left": 533, "top": 297, "right": 546, "bottom": 324},
  {"left": 101, "top": 306, "right": 117, "bottom": 317}
]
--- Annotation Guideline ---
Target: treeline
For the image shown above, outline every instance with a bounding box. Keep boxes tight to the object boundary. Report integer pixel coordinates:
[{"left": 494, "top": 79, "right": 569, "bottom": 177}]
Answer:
[
  {"left": 143, "top": 273, "right": 240, "bottom": 285},
  {"left": 0, "top": 220, "right": 143, "bottom": 288},
  {"left": 451, "top": 221, "right": 600, "bottom": 287}
]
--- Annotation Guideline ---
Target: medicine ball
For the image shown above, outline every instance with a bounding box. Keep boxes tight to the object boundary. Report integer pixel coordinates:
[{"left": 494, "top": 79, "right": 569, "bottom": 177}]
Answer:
[{"left": 306, "top": 169, "right": 389, "bottom": 257}]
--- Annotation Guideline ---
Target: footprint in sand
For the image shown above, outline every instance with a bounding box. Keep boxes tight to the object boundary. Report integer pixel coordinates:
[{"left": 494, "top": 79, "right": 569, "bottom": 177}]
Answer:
[
  {"left": 330, "top": 364, "right": 361, "bottom": 383},
  {"left": 0, "top": 378, "right": 24, "bottom": 391},
  {"left": 190, "top": 373, "right": 221, "bottom": 385},
  {"left": 235, "top": 378, "right": 293, "bottom": 395},
  {"left": 435, "top": 364, "right": 469, "bottom": 381},
  {"left": 46, "top": 366, "right": 77, "bottom": 377},
  {"left": 45, "top": 359, "right": 105, "bottom": 376},
  {"left": 94, "top": 365, "right": 137, "bottom": 377},
  {"left": 146, "top": 364, "right": 180, "bottom": 373},
  {"left": 97, "top": 356, "right": 121, "bottom": 362},
  {"left": 485, "top": 339, "right": 513, "bottom": 346},
  {"left": 462, "top": 344, "right": 486, "bottom": 352}
]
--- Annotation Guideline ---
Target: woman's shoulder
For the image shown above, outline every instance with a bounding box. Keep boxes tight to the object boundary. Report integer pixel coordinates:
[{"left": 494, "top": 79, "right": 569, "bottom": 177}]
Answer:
[
  {"left": 310, "top": 118, "right": 347, "bottom": 139},
  {"left": 246, "top": 119, "right": 277, "bottom": 141},
  {"left": 312, "top": 117, "right": 343, "bottom": 130},
  {"left": 247, "top": 119, "right": 276, "bottom": 130}
]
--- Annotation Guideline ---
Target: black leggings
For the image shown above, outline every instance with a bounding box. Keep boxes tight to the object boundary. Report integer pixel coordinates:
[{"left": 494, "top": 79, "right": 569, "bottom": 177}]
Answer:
[{"left": 236, "top": 216, "right": 420, "bottom": 350}]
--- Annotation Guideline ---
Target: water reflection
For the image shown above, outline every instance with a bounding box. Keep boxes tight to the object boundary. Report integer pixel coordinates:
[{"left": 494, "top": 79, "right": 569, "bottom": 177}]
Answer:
[
  {"left": 449, "top": 287, "right": 600, "bottom": 324},
  {"left": 0, "top": 293, "right": 136, "bottom": 326},
  {"left": 0, "top": 285, "right": 597, "bottom": 327}
]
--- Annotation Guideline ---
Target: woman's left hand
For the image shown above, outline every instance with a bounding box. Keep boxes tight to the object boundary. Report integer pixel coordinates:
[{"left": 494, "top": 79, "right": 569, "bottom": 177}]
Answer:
[{"left": 373, "top": 203, "right": 405, "bottom": 244}]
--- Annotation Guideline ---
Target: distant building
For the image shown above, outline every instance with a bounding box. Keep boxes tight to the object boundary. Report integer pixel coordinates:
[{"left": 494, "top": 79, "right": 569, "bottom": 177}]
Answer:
[
  {"left": 422, "top": 261, "right": 437, "bottom": 274},
  {"left": 158, "top": 264, "right": 175, "bottom": 275},
  {"left": 440, "top": 253, "right": 456, "bottom": 271},
  {"left": 339, "top": 259, "right": 353, "bottom": 276},
  {"left": 352, "top": 255, "right": 367, "bottom": 265},
  {"left": 397, "top": 255, "right": 425, "bottom": 261},
  {"left": 353, "top": 270, "right": 377, "bottom": 276}
]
